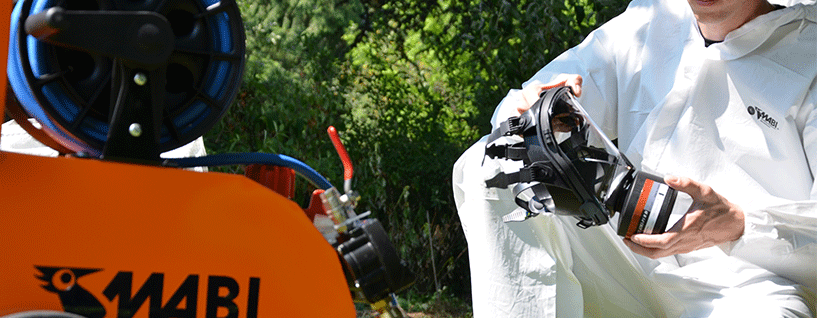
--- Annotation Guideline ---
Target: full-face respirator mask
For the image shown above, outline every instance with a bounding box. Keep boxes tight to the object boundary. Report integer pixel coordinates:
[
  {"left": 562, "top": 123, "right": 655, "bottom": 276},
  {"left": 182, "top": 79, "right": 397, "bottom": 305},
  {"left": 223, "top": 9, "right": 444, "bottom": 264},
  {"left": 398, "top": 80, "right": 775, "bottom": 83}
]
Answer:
[{"left": 485, "top": 86, "right": 678, "bottom": 237}]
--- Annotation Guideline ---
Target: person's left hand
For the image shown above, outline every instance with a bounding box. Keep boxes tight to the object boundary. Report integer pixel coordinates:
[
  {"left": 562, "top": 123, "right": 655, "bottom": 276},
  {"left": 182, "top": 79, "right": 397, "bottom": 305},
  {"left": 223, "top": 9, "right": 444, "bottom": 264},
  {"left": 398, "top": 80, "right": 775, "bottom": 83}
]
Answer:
[
  {"left": 516, "top": 74, "right": 583, "bottom": 116},
  {"left": 623, "top": 175, "right": 745, "bottom": 259}
]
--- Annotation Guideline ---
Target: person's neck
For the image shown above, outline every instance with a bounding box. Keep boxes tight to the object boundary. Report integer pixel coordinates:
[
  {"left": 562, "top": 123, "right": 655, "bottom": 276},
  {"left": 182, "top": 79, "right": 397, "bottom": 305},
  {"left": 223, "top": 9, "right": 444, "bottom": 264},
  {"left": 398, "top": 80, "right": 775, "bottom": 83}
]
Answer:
[{"left": 698, "top": 1, "right": 775, "bottom": 42}]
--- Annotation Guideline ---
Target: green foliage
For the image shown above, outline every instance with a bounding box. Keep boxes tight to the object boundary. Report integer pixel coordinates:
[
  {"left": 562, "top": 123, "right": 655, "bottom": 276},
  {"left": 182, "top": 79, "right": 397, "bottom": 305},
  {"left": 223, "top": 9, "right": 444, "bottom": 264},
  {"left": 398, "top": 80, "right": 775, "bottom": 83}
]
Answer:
[
  {"left": 206, "top": 0, "right": 361, "bottom": 193},
  {"left": 422, "top": 0, "right": 630, "bottom": 129},
  {"left": 340, "top": 11, "right": 477, "bottom": 298},
  {"left": 356, "top": 288, "right": 473, "bottom": 317},
  {"left": 206, "top": 0, "right": 630, "bottom": 305},
  {"left": 400, "top": 287, "right": 474, "bottom": 317}
]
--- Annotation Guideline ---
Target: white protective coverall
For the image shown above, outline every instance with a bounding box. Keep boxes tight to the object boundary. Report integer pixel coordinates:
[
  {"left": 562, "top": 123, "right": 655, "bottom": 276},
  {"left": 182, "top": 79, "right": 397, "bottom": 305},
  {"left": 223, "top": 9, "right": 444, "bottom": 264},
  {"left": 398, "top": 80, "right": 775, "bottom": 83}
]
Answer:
[{"left": 452, "top": 0, "right": 817, "bottom": 316}]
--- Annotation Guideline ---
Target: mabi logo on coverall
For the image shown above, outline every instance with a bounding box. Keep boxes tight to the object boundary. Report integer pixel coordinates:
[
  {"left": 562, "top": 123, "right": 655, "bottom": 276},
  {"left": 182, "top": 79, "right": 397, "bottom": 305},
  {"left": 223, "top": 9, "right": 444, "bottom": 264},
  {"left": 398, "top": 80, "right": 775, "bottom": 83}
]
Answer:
[
  {"left": 35, "top": 266, "right": 261, "bottom": 318},
  {"left": 747, "top": 106, "right": 779, "bottom": 130}
]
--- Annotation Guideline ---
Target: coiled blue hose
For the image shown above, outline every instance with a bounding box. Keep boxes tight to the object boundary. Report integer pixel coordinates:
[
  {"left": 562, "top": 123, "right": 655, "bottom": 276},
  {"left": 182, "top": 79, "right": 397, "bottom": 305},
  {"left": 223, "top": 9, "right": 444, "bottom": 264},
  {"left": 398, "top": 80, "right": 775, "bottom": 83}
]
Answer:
[
  {"left": 7, "top": 0, "right": 243, "bottom": 155},
  {"left": 167, "top": 153, "right": 334, "bottom": 190}
]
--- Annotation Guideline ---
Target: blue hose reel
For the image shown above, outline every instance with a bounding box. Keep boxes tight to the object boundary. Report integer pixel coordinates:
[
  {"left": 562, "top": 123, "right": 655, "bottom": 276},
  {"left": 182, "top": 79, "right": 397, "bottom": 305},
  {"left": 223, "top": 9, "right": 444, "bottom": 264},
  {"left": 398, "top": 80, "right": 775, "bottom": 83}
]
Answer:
[{"left": 7, "top": 0, "right": 245, "bottom": 159}]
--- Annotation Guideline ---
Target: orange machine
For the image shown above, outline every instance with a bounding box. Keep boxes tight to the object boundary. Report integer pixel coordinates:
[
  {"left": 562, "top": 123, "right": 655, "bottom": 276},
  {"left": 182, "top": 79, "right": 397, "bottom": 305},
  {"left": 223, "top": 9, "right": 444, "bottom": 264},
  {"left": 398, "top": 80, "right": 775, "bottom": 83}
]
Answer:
[{"left": 0, "top": 1, "right": 412, "bottom": 317}]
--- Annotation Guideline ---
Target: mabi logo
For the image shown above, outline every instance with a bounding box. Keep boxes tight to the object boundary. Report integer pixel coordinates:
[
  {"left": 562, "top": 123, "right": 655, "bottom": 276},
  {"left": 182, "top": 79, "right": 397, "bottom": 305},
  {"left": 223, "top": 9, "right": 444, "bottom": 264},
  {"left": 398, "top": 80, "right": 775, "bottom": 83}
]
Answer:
[
  {"left": 36, "top": 267, "right": 106, "bottom": 318},
  {"left": 747, "top": 106, "right": 779, "bottom": 130},
  {"left": 36, "top": 266, "right": 261, "bottom": 318}
]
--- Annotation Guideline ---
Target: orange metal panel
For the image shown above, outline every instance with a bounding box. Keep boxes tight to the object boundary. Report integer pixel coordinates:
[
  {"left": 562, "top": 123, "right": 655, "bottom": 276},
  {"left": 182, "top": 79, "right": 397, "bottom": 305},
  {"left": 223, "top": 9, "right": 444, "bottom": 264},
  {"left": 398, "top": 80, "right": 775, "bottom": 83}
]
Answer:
[{"left": 0, "top": 152, "right": 355, "bottom": 317}]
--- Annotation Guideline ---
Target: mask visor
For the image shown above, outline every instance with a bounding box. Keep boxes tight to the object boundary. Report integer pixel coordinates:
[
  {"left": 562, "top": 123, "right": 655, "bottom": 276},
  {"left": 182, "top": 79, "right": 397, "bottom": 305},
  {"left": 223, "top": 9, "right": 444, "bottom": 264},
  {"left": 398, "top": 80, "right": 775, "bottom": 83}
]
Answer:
[{"left": 543, "top": 91, "right": 632, "bottom": 213}]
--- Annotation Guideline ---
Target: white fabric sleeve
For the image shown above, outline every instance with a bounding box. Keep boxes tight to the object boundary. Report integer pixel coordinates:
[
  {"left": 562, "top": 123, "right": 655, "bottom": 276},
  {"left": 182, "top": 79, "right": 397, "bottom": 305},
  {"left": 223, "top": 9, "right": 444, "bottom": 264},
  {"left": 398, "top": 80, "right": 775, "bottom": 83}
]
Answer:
[
  {"left": 728, "top": 78, "right": 817, "bottom": 292},
  {"left": 452, "top": 137, "right": 560, "bottom": 317}
]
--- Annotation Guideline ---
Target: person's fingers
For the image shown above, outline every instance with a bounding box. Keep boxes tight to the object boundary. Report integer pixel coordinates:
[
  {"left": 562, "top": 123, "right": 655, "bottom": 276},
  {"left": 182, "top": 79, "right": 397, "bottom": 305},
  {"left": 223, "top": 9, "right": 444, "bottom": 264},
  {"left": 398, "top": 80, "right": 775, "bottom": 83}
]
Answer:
[
  {"left": 625, "top": 176, "right": 746, "bottom": 258},
  {"left": 629, "top": 231, "right": 679, "bottom": 249},
  {"left": 516, "top": 74, "right": 583, "bottom": 115},
  {"left": 565, "top": 74, "right": 583, "bottom": 97},
  {"left": 521, "top": 80, "right": 545, "bottom": 104},
  {"left": 541, "top": 74, "right": 583, "bottom": 97},
  {"left": 623, "top": 239, "right": 672, "bottom": 259},
  {"left": 664, "top": 175, "right": 713, "bottom": 201}
]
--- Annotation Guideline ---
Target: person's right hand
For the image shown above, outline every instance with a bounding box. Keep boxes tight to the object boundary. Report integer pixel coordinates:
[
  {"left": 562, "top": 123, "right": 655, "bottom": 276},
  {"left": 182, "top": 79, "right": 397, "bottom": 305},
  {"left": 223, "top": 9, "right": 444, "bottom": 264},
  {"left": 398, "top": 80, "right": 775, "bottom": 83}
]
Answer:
[
  {"left": 516, "top": 74, "right": 583, "bottom": 115},
  {"left": 624, "top": 175, "right": 745, "bottom": 259}
]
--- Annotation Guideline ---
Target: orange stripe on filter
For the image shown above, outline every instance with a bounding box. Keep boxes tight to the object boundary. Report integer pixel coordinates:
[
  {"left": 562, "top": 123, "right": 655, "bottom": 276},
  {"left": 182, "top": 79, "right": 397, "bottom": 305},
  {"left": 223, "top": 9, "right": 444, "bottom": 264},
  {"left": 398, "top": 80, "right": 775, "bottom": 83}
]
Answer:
[{"left": 626, "top": 179, "right": 654, "bottom": 238}]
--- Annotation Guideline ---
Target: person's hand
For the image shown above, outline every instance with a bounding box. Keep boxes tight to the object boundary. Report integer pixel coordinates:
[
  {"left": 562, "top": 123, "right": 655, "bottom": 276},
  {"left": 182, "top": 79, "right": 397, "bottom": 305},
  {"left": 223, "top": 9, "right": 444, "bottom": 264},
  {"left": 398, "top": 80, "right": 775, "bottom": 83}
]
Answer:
[
  {"left": 516, "top": 74, "right": 583, "bottom": 115},
  {"left": 623, "top": 175, "right": 745, "bottom": 259}
]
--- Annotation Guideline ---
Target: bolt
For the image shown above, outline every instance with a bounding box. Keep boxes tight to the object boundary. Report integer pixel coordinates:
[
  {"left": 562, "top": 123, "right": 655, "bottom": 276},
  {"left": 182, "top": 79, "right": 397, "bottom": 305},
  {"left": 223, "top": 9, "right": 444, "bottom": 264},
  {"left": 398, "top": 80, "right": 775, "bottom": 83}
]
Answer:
[
  {"left": 133, "top": 73, "right": 147, "bottom": 86},
  {"left": 129, "top": 123, "right": 142, "bottom": 137}
]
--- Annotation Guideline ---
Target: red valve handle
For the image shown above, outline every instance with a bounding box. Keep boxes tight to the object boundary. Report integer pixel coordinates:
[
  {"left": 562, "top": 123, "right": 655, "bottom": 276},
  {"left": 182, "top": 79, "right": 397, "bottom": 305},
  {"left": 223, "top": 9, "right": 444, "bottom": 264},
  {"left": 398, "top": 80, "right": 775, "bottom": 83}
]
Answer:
[{"left": 327, "top": 126, "right": 353, "bottom": 181}]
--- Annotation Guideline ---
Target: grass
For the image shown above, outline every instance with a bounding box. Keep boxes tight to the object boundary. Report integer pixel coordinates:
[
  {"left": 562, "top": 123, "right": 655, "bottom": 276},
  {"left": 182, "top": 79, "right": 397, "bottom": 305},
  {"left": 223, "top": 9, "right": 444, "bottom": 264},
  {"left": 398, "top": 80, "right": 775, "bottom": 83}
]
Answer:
[{"left": 356, "top": 288, "right": 473, "bottom": 318}]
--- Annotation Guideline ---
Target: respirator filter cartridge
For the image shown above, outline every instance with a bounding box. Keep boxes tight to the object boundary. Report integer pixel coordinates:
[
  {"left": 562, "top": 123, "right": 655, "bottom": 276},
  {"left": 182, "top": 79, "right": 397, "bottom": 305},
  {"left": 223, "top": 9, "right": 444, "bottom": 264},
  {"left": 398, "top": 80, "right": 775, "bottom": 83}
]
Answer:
[{"left": 614, "top": 171, "right": 678, "bottom": 238}]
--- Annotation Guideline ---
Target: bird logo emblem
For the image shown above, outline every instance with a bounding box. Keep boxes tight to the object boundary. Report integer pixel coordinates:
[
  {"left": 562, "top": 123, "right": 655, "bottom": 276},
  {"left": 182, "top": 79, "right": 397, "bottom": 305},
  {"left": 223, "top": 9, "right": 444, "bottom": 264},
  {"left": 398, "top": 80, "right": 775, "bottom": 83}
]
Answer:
[{"left": 35, "top": 266, "right": 107, "bottom": 318}]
